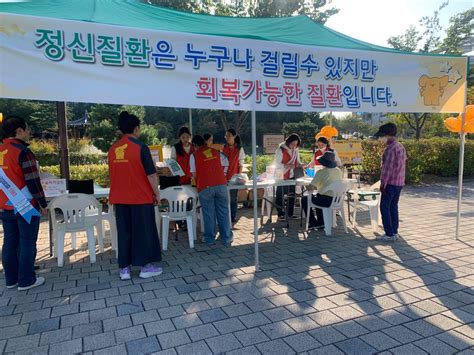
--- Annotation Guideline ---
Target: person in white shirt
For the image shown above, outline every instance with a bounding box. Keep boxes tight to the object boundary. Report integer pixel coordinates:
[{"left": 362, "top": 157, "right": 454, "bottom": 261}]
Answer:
[{"left": 274, "top": 134, "right": 302, "bottom": 221}]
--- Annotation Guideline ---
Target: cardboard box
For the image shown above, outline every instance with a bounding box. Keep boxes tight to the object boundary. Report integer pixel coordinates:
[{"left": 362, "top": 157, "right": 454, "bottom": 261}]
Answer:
[
  {"left": 237, "top": 189, "right": 248, "bottom": 202},
  {"left": 248, "top": 188, "right": 265, "bottom": 200}
]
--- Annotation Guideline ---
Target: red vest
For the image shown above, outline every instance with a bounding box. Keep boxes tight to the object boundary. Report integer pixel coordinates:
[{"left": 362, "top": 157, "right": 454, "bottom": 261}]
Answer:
[
  {"left": 313, "top": 149, "right": 325, "bottom": 166},
  {"left": 108, "top": 135, "right": 154, "bottom": 204},
  {"left": 0, "top": 139, "right": 29, "bottom": 210},
  {"left": 223, "top": 144, "right": 240, "bottom": 181},
  {"left": 280, "top": 147, "right": 293, "bottom": 180},
  {"left": 194, "top": 146, "right": 227, "bottom": 192},
  {"left": 175, "top": 143, "right": 195, "bottom": 185},
  {"left": 313, "top": 147, "right": 332, "bottom": 166}
]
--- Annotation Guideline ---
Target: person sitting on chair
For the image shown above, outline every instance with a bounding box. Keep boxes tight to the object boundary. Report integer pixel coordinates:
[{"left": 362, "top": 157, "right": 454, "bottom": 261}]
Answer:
[{"left": 302, "top": 151, "right": 342, "bottom": 229}]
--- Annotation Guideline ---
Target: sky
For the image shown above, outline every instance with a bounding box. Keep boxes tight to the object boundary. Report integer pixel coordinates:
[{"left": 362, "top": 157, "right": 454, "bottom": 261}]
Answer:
[{"left": 325, "top": 0, "right": 472, "bottom": 48}]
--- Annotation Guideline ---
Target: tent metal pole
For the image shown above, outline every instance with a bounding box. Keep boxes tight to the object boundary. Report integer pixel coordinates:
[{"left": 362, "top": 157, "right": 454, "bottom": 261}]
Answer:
[
  {"left": 188, "top": 108, "right": 193, "bottom": 133},
  {"left": 251, "top": 110, "right": 259, "bottom": 271},
  {"left": 455, "top": 111, "right": 466, "bottom": 240},
  {"left": 56, "top": 101, "right": 70, "bottom": 182}
]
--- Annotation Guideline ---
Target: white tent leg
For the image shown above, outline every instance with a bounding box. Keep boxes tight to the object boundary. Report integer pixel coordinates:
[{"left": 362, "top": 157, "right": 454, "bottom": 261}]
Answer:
[
  {"left": 188, "top": 108, "right": 193, "bottom": 133},
  {"left": 455, "top": 112, "right": 466, "bottom": 240},
  {"left": 251, "top": 111, "right": 259, "bottom": 271}
]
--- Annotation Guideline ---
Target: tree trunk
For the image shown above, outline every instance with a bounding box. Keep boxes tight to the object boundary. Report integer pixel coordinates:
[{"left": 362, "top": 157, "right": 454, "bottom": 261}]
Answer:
[{"left": 219, "top": 110, "right": 229, "bottom": 132}]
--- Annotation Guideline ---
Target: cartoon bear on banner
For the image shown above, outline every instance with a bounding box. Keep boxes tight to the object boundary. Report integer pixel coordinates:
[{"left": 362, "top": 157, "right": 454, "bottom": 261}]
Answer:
[{"left": 418, "top": 75, "right": 449, "bottom": 106}]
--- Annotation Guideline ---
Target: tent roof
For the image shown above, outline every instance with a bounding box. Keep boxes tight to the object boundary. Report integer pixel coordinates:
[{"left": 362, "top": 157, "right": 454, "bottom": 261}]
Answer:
[{"left": 0, "top": 0, "right": 443, "bottom": 56}]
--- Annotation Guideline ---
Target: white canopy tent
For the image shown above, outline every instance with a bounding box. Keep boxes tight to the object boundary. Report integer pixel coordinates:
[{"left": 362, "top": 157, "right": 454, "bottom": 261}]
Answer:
[{"left": 0, "top": 0, "right": 469, "bottom": 269}]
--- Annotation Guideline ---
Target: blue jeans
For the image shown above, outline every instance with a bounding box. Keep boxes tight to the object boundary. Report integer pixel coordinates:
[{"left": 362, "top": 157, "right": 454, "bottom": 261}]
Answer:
[
  {"left": 380, "top": 184, "right": 403, "bottom": 237},
  {"left": 1, "top": 210, "right": 41, "bottom": 287},
  {"left": 199, "top": 185, "right": 233, "bottom": 244}
]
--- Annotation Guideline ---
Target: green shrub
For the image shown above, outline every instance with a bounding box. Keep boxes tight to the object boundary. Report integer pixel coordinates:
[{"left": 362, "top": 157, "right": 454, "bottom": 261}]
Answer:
[
  {"left": 244, "top": 155, "right": 274, "bottom": 178},
  {"left": 41, "top": 164, "right": 109, "bottom": 187},
  {"left": 37, "top": 153, "right": 107, "bottom": 166},
  {"left": 29, "top": 140, "right": 57, "bottom": 155},
  {"left": 361, "top": 138, "right": 474, "bottom": 184},
  {"left": 31, "top": 139, "right": 107, "bottom": 166}
]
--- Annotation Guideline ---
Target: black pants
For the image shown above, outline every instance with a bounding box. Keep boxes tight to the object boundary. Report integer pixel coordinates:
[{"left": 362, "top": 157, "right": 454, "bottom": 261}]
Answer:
[
  {"left": 276, "top": 184, "right": 296, "bottom": 217},
  {"left": 302, "top": 193, "right": 333, "bottom": 226},
  {"left": 115, "top": 204, "right": 161, "bottom": 268}
]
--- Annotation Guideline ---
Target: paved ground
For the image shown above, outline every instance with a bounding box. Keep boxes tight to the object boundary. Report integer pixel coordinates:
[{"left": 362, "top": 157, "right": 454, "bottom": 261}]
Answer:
[{"left": 1, "top": 180, "right": 473, "bottom": 354}]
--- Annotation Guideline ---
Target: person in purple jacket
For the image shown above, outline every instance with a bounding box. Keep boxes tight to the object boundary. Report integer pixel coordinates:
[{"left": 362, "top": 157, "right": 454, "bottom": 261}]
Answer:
[{"left": 374, "top": 123, "right": 407, "bottom": 242}]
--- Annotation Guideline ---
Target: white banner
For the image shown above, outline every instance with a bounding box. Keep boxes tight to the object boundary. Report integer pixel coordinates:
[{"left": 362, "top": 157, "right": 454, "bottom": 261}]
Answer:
[{"left": 0, "top": 13, "right": 468, "bottom": 113}]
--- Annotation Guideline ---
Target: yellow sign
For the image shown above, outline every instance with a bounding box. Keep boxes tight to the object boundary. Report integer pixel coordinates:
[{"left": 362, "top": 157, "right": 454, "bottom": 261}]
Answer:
[
  {"left": 149, "top": 145, "right": 163, "bottom": 164},
  {"left": 332, "top": 140, "right": 363, "bottom": 165}
]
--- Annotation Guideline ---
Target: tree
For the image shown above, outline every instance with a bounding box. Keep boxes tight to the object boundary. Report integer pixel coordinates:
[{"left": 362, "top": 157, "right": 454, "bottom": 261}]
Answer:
[
  {"left": 139, "top": 124, "right": 161, "bottom": 145},
  {"left": 145, "top": 0, "right": 339, "bottom": 24},
  {"left": 89, "top": 119, "right": 118, "bottom": 152},
  {"left": 334, "top": 116, "right": 375, "bottom": 137},
  {"left": 439, "top": 8, "right": 474, "bottom": 54},
  {"left": 0, "top": 99, "right": 59, "bottom": 136},
  {"left": 418, "top": 1, "right": 448, "bottom": 53},
  {"left": 281, "top": 118, "right": 319, "bottom": 148},
  {"left": 387, "top": 25, "right": 421, "bottom": 52},
  {"left": 400, "top": 113, "right": 428, "bottom": 140},
  {"left": 387, "top": 1, "right": 448, "bottom": 53}
]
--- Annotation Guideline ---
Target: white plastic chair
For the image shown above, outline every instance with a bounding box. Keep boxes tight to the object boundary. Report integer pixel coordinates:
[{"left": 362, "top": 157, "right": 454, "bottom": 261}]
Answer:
[
  {"left": 48, "top": 194, "right": 103, "bottom": 267},
  {"left": 351, "top": 181, "right": 382, "bottom": 232},
  {"left": 158, "top": 186, "right": 197, "bottom": 251},
  {"left": 305, "top": 180, "right": 349, "bottom": 236},
  {"left": 103, "top": 204, "right": 118, "bottom": 258}
]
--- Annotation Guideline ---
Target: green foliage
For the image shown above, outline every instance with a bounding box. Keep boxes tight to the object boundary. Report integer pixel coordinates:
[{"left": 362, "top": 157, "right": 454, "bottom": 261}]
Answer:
[
  {"left": 29, "top": 139, "right": 107, "bottom": 166},
  {"left": 387, "top": 25, "right": 421, "bottom": 52},
  {"left": 244, "top": 154, "right": 274, "bottom": 178},
  {"left": 89, "top": 119, "right": 119, "bottom": 152},
  {"left": 361, "top": 138, "right": 474, "bottom": 184},
  {"left": 139, "top": 124, "right": 163, "bottom": 146},
  {"left": 281, "top": 118, "right": 319, "bottom": 149},
  {"left": 334, "top": 116, "right": 376, "bottom": 137},
  {"left": 41, "top": 164, "right": 110, "bottom": 187},
  {"left": 29, "top": 140, "right": 57, "bottom": 155},
  {"left": 0, "top": 99, "right": 60, "bottom": 135},
  {"left": 439, "top": 8, "right": 474, "bottom": 54},
  {"left": 148, "top": 0, "right": 339, "bottom": 24}
]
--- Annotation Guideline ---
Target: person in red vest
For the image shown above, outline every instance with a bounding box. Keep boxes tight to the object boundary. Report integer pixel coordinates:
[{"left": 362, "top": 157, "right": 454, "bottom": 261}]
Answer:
[
  {"left": 1, "top": 116, "right": 47, "bottom": 291},
  {"left": 190, "top": 135, "right": 233, "bottom": 246},
  {"left": 274, "top": 134, "right": 302, "bottom": 221},
  {"left": 108, "top": 111, "right": 162, "bottom": 280},
  {"left": 306, "top": 136, "right": 342, "bottom": 168},
  {"left": 223, "top": 128, "right": 245, "bottom": 223},
  {"left": 170, "top": 127, "right": 194, "bottom": 185}
]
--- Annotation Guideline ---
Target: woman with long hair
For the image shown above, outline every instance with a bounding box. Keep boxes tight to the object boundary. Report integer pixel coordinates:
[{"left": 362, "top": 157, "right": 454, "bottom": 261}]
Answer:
[
  {"left": 170, "top": 126, "right": 194, "bottom": 185},
  {"left": 275, "top": 134, "right": 302, "bottom": 221},
  {"left": 223, "top": 128, "right": 245, "bottom": 223},
  {"left": 306, "top": 136, "right": 341, "bottom": 168}
]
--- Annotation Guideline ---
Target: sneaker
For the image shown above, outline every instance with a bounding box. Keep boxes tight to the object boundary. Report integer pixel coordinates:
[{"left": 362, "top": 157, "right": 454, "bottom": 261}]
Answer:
[
  {"left": 290, "top": 215, "right": 300, "bottom": 220},
  {"left": 120, "top": 266, "right": 131, "bottom": 281},
  {"left": 278, "top": 215, "right": 286, "bottom": 222},
  {"left": 139, "top": 264, "right": 163, "bottom": 279},
  {"left": 223, "top": 240, "right": 233, "bottom": 247},
  {"left": 18, "top": 277, "right": 45, "bottom": 291},
  {"left": 376, "top": 234, "right": 397, "bottom": 242},
  {"left": 6, "top": 283, "right": 18, "bottom": 289}
]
